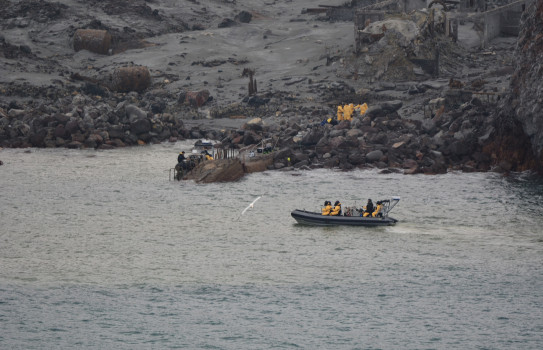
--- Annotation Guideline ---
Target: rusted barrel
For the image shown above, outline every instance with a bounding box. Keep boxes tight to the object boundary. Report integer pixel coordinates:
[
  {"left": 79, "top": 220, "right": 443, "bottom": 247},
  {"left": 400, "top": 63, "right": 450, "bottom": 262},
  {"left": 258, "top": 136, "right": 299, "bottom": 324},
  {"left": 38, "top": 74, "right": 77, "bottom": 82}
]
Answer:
[
  {"left": 73, "top": 29, "right": 112, "bottom": 55},
  {"left": 111, "top": 66, "right": 151, "bottom": 93}
]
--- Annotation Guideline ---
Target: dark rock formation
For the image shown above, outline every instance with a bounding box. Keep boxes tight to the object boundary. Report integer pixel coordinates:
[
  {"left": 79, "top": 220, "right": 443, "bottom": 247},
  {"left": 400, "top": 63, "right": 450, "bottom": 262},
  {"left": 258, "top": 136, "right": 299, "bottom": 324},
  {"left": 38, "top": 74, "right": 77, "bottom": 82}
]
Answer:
[
  {"left": 2, "top": 0, "right": 543, "bottom": 178},
  {"left": 488, "top": 0, "right": 543, "bottom": 172},
  {"left": 235, "top": 11, "right": 252, "bottom": 24},
  {"left": 184, "top": 158, "right": 245, "bottom": 183}
]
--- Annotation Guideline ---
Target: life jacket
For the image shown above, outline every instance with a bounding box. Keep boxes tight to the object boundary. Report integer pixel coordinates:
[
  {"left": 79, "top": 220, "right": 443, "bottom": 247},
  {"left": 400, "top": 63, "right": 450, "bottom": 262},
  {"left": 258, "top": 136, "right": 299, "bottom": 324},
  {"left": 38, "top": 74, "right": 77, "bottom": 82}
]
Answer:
[
  {"left": 330, "top": 204, "right": 341, "bottom": 216},
  {"left": 321, "top": 205, "right": 332, "bottom": 216},
  {"left": 359, "top": 103, "right": 368, "bottom": 116},
  {"left": 372, "top": 204, "right": 383, "bottom": 217},
  {"left": 337, "top": 106, "right": 344, "bottom": 121},
  {"left": 343, "top": 104, "right": 354, "bottom": 121}
]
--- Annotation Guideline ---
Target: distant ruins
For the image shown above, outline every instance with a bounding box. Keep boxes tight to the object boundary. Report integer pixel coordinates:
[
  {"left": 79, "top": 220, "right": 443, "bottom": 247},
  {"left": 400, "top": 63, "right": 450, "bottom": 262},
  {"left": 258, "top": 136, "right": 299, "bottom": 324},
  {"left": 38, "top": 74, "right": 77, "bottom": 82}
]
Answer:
[{"left": 308, "top": 0, "right": 531, "bottom": 49}]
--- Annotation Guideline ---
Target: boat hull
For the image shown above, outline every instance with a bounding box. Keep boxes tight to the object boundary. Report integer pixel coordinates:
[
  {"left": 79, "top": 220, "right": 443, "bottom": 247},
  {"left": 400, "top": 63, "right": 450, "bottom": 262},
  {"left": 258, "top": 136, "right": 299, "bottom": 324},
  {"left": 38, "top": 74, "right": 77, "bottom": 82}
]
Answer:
[{"left": 291, "top": 209, "right": 397, "bottom": 226}]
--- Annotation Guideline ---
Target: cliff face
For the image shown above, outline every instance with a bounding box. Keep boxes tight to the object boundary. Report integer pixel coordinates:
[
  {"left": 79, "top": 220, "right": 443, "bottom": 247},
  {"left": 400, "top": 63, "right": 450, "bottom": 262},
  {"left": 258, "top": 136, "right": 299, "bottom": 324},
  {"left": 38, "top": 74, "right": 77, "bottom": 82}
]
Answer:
[{"left": 494, "top": 0, "right": 543, "bottom": 171}]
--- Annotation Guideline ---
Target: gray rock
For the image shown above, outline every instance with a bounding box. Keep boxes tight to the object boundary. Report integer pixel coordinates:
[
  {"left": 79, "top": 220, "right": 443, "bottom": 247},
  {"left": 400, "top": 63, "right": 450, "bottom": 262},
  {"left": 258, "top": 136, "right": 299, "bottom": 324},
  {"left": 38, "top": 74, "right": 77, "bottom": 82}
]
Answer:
[
  {"left": 8, "top": 109, "right": 25, "bottom": 118},
  {"left": 301, "top": 128, "right": 324, "bottom": 146},
  {"left": 421, "top": 119, "right": 436, "bottom": 134},
  {"left": 366, "top": 149, "right": 383, "bottom": 162},
  {"left": 235, "top": 11, "right": 252, "bottom": 23},
  {"left": 130, "top": 118, "right": 151, "bottom": 135},
  {"left": 125, "top": 104, "right": 148, "bottom": 123}
]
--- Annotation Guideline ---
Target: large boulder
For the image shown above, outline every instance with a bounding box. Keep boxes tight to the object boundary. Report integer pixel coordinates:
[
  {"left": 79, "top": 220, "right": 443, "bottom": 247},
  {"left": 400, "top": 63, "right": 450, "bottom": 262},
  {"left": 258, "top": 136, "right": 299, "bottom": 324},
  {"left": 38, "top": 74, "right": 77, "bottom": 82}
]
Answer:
[
  {"left": 365, "top": 100, "right": 403, "bottom": 119},
  {"left": 506, "top": 0, "right": 543, "bottom": 164},
  {"left": 125, "top": 104, "right": 147, "bottom": 122},
  {"left": 130, "top": 119, "right": 151, "bottom": 135},
  {"left": 185, "top": 159, "right": 245, "bottom": 183},
  {"left": 366, "top": 149, "right": 384, "bottom": 162},
  {"left": 235, "top": 11, "right": 252, "bottom": 23},
  {"left": 301, "top": 128, "right": 325, "bottom": 146}
]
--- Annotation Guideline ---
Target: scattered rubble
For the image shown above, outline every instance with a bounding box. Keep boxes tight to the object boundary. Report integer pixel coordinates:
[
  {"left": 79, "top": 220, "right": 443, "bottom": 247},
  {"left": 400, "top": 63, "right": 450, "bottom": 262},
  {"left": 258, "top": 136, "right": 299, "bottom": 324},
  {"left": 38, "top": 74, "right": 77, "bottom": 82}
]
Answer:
[{"left": 0, "top": 0, "right": 541, "bottom": 175}]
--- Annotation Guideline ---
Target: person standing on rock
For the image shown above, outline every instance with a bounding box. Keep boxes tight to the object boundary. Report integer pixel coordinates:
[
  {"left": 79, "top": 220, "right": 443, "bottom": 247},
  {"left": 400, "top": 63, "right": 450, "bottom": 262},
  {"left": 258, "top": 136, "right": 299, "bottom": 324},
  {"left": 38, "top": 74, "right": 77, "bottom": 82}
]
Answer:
[
  {"left": 337, "top": 105, "right": 344, "bottom": 121},
  {"left": 355, "top": 102, "right": 368, "bottom": 116},
  {"left": 343, "top": 103, "right": 354, "bottom": 121}
]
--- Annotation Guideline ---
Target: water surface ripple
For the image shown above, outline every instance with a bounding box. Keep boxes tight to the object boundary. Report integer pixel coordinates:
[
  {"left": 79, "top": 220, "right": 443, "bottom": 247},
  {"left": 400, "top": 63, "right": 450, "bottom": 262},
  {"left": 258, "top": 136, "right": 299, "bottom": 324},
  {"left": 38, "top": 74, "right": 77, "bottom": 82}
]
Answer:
[{"left": 1, "top": 144, "right": 542, "bottom": 349}]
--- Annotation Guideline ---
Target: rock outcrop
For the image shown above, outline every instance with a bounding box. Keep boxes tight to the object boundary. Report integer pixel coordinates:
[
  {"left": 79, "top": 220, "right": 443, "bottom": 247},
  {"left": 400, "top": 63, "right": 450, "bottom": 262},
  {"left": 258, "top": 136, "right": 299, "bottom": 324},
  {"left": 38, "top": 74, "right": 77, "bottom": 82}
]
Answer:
[
  {"left": 2, "top": 0, "right": 543, "bottom": 177},
  {"left": 490, "top": 0, "right": 543, "bottom": 172},
  {"left": 184, "top": 158, "right": 245, "bottom": 183}
]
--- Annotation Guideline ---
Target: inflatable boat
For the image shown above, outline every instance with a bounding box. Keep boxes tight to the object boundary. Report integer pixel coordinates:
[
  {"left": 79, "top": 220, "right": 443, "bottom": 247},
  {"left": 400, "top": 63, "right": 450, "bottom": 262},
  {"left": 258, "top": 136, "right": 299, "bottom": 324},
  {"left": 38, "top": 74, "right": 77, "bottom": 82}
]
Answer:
[{"left": 291, "top": 197, "right": 400, "bottom": 227}]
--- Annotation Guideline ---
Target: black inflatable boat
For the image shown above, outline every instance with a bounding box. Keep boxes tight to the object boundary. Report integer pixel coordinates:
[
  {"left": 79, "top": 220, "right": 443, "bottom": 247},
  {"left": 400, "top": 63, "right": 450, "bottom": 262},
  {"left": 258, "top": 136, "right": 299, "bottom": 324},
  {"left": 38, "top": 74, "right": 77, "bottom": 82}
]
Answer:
[{"left": 291, "top": 197, "right": 400, "bottom": 227}]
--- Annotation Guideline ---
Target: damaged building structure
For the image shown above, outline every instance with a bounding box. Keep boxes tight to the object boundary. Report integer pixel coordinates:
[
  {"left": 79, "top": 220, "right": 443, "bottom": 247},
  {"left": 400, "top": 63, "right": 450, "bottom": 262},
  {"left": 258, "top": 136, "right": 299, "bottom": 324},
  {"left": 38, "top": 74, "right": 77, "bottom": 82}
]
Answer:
[
  {"left": 350, "top": 0, "right": 530, "bottom": 50},
  {"left": 307, "top": 0, "right": 532, "bottom": 83},
  {"left": 305, "top": 0, "right": 530, "bottom": 85},
  {"left": 310, "top": 0, "right": 530, "bottom": 56}
]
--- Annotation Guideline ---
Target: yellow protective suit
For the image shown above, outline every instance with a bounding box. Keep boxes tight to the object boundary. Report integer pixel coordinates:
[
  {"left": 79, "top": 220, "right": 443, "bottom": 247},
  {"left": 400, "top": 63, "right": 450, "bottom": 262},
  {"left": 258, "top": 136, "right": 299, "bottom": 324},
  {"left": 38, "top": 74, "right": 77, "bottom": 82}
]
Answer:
[
  {"left": 321, "top": 204, "right": 332, "bottom": 216},
  {"left": 372, "top": 204, "right": 383, "bottom": 217},
  {"left": 343, "top": 103, "right": 354, "bottom": 121},
  {"left": 355, "top": 103, "right": 368, "bottom": 116},
  {"left": 337, "top": 105, "right": 344, "bottom": 121},
  {"left": 330, "top": 203, "right": 341, "bottom": 216},
  {"left": 205, "top": 154, "right": 213, "bottom": 161},
  {"left": 362, "top": 204, "right": 372, "bottom": 217}
]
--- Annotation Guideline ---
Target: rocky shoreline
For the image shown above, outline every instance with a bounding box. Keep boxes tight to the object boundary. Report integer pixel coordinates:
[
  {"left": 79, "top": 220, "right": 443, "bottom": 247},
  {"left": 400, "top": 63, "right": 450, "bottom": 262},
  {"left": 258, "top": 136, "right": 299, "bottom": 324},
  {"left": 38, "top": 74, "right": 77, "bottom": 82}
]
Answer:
[{"left": 1, "top": 0, "right": 542, "bottom": 175}]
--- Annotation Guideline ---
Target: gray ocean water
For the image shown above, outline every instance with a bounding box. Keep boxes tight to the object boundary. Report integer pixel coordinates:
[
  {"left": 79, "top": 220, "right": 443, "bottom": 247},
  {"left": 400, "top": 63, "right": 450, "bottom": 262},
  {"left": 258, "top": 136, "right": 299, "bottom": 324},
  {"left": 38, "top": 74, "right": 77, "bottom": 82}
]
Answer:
[{"left": 1, "top": 142, "right": 542, "bottom": 349}]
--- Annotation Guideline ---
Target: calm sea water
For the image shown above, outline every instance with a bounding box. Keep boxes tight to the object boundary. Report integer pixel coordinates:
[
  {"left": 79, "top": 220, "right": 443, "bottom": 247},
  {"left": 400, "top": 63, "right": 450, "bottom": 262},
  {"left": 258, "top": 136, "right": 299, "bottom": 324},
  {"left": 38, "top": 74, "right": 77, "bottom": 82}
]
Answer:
[{"left": 1, "top": 142, "right": 542, "bottom": 349}]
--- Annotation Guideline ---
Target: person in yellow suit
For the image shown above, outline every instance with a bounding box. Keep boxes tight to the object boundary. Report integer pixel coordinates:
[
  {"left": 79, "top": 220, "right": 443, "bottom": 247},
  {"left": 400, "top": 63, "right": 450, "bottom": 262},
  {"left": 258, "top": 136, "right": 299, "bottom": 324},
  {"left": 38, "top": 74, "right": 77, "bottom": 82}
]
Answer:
[
  {"left": 372, "top": 201, "right": 383, "bottom": 217},
  {"left": 355, "top": 102, "right": 368, "bottom": 116},
  {"left": 337, "top": 105, "right": 344, "bottom": 121},
  {"left": 321, "top": 201, "right": 332, "bottom": 215},
  {"left": 330, "top": 201, "right": 342, "bottom": 216},
  {"left": 343, "top": 103, "right": 354, "bottom": 121}
]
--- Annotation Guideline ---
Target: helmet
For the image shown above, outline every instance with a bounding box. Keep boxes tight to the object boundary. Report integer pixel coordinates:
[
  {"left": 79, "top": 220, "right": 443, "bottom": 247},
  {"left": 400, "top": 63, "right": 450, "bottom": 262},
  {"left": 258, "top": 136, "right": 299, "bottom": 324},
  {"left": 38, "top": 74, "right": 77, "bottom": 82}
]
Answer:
[{"left": 334, "top": 201, "right": 340, "bottom": 206}]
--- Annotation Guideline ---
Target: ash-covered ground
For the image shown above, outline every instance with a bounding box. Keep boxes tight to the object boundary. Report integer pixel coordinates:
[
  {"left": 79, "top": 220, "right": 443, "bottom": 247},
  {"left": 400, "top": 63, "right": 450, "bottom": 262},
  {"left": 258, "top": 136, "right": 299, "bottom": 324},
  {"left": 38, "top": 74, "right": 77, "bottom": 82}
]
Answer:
[{"left": 1, "top": 0, "right": 528, "bottom": 174}]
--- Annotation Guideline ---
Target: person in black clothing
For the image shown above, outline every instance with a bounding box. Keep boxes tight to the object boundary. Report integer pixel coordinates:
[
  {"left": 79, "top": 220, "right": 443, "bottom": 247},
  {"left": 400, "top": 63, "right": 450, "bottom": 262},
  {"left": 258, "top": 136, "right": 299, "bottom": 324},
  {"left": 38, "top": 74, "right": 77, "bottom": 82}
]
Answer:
[
  {"left": 363, "top": 199, "right": 374, "bottom": 217},
  {"left": 178, "top": 151, "right": 186, "bottom": 163}
]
